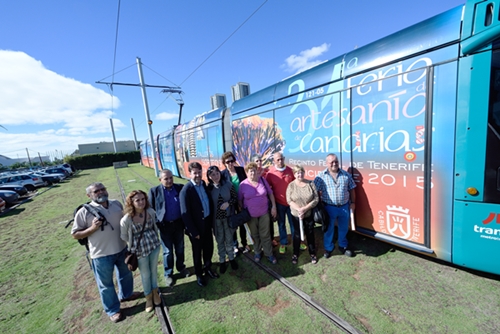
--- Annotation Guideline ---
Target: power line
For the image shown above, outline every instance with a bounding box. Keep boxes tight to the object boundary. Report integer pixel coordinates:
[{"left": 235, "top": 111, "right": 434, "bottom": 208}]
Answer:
[{"left": 179, "top": 0, "right": 269, "bottom": 86}]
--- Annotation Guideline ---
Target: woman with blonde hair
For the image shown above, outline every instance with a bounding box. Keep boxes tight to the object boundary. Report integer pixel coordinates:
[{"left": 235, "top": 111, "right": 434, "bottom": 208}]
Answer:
[
  {"left": 120, "top": 190, "right": 161, "bottom": 312},
  {"left": 286, "top": 165, "right": 319, "bottom": 264}
]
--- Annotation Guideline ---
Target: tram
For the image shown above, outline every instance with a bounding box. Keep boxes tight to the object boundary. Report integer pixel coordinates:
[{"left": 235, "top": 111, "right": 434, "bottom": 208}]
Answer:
[{"left": 140, "top": 0, "right": 500, "bottom": 275}]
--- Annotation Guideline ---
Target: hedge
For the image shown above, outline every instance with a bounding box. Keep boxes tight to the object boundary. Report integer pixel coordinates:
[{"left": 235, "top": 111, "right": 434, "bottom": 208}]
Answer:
[{"left": 65, "top": 151, "right": 141, "bottom": 170}]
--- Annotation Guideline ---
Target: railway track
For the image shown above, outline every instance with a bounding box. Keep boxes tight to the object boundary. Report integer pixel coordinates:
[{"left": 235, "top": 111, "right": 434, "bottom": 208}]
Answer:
[
  {"left": 115, "top": 168, "right": 361, "bottom": 333},
  {"left": 114, "top": 168, "right": 176, "bottom": 334}
]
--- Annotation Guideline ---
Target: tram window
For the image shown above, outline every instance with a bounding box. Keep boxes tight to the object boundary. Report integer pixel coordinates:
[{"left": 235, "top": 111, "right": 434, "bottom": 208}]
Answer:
[
  {"left": 485, "top": 3, "right": 493, "bottom": 27},
  {"left": 485, "top": 45, "right": 500, "bottom": 202}
]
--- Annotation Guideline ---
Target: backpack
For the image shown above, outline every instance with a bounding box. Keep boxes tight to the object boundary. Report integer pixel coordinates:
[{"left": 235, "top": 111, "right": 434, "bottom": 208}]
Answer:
[{"left": 65, "top": 202, "right": 111, "bottom": 269}]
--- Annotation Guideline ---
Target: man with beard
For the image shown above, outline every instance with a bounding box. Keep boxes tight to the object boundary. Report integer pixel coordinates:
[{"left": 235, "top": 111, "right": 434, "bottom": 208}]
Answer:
[
  {"left": 180, "top": 162, "right": 218, "bottom": 287},
  {"left": 71, "top": 182, "right": 141, "bottom": 323}
]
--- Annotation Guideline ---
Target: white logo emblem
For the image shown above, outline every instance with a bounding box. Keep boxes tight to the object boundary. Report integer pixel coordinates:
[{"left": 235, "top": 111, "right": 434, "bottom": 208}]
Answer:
[{"left": 386, "top": 206, "right": 411, "bottom": 239}]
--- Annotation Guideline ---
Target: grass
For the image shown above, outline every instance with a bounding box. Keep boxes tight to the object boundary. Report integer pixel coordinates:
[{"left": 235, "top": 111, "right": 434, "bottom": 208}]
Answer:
[{"left": 1, "top": 164, "right": 499, "bottom": 333}]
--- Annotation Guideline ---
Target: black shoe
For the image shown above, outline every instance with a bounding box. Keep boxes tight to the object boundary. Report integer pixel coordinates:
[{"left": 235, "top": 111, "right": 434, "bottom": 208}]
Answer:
[
  {"left": 196, "top": 275, "right": 206, "bottom": 287},
  {"left": 205, "top": 268, "right": 220, "bottom": 279},
  {"left": 220, "top": 262, "right": 228, "bottom": 274},
  {"left": 230, "top": 259, "right": 239, "bottom": 270},
  {"left": 323, "top": 251, "right": 332, "bottom": 259},
  {"left": 339, "top": 247, "right": 353, "bottom": 257}
]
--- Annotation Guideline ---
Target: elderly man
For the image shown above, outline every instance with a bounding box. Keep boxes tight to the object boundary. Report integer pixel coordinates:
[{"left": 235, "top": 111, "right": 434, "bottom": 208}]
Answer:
[
  {"left": 314, "top": 154, "right": 356, "bottom": 258},
  {"left": 71, "top": 182, "right": 141, "bottom": 323},
  {"left": 180, "top": 162, "right": 218, "bottom": 287},
  {"left": 148, "top": 169, "right": 190, "bottom": 287},
  {"left": 265, "top": 152, "right": 299, "bottom": 254}
]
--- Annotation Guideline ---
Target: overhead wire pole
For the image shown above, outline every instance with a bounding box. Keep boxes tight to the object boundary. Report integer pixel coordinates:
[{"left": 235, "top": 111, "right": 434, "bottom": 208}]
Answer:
[
  {"left": 136, "top": 57, "right": 160, "bottom": 176},
  {"left": 95, "top": 59, "right": 183, "bottom": 177}
]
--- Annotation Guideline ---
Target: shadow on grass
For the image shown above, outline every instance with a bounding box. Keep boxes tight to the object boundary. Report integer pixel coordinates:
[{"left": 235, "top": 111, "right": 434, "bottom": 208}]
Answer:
[
  {"left": 0, "top": 207, "right": 26, "bottom": 217},
  {"left": 160, "top": 253, "right": 304, "bottom": 307}
]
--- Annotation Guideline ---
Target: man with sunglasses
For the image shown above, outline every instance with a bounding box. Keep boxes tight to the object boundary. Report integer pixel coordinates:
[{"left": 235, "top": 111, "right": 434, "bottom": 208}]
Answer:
[
  {"left": 71, "top": 182, "right": 141, "bottom": 323},
  {"left": 314, "top": 154, "right": 356, "bottom": 258}
]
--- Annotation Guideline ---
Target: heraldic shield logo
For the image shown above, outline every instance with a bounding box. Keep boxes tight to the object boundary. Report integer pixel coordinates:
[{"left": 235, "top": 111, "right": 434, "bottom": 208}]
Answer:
[{"left": 386, "top": 206, "right": 412, "bottom": 239}]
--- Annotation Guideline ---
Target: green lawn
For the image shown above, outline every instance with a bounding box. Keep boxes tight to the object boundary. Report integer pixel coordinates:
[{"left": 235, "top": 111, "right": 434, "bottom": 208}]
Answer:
[{"left": 0, "top": 164, "right": 499, "bottom": 334}]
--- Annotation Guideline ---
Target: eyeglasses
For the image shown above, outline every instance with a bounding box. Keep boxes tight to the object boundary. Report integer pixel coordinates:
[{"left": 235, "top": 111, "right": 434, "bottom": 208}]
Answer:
[
  {"left": 225, "top": 160, "right": 235, "bottom": 164},
  {"left": 93, "top": 187, "right": 107, "bottom": 194}
]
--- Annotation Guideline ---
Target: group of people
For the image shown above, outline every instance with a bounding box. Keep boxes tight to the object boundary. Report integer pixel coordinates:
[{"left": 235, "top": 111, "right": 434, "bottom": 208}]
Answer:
[{"left": 70, "top": 152, "right": 356, "bottom": 323}]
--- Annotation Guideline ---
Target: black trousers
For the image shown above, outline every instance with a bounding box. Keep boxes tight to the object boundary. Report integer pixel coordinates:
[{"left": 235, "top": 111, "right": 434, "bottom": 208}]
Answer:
[
  {"left": 188, "top": 221, "right": 214, "bottom": 277},
  {"left": 291, "top": 215, "right": 316, "bottom": 257}
]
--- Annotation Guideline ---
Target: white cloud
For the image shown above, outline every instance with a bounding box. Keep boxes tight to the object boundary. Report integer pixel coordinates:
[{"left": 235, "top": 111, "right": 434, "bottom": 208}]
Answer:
[
  {"left": 281, "top": 43, "right": 331, "bottom": 74},
  {"left": 0, "top": 50, "right": 121, "bottom": 129},
  {"left": 155, "top": 112, "right": 178, "bottom": 121},
  {"left": 0, "top": 50, "right": 128, "bottom": 156}
]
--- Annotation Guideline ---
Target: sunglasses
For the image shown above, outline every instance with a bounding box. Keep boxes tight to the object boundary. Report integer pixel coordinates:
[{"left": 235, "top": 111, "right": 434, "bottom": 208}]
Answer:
[
  {"left": 225, "top": 160, "right": 235, "bottom": 164},
  {"left": 254, "top": 159, "right": 262, "bottom": 162}
]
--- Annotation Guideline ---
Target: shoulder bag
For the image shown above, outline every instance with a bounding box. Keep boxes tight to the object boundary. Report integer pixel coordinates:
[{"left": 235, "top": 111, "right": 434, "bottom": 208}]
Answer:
[
  {"left": 229, "top": 207, "right": 251, "bottom": 229},
  {"left": 124, "top": 214, "right": 147, "bottom": 271},
  {"left": 310, "top": 183, "right": 330, "bottom": 232}
]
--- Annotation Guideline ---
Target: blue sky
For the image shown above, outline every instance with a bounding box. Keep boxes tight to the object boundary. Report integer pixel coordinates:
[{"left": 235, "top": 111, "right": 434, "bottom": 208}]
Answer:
[{"left": 0, "top": 0, "right": 465, "bottom": 160}]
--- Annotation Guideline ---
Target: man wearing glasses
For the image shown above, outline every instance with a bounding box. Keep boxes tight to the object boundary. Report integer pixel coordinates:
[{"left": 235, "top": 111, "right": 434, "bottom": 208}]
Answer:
[
  {"left": 314, "top": 154, "right": 356, "bottom": 258},
  {"left": 148, "top": 169, "right": 190, "bottom": 287},
  {"left": 71, "top": 183, "right": 140, "bottom": 323}
]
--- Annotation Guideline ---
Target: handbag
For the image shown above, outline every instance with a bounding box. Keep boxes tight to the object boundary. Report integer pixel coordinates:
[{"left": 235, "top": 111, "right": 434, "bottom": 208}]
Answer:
[
  {"left": 310, "top": 183, "right": 330, "bottom": 232},
  {"left": 124, "top": 214, "right": 147, "bottom": 271},
  {"left": 229, "top": 208, "right": 251, "bottom": 229}
]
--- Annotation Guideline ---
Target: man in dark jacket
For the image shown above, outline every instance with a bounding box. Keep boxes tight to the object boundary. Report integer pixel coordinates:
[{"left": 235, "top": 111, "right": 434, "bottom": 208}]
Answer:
[
  {"left": 180, "top": 162, "right": 218, "bottom": 287},
  {"left": 148, "top": 169, "right": 190, "bottom": 287}
]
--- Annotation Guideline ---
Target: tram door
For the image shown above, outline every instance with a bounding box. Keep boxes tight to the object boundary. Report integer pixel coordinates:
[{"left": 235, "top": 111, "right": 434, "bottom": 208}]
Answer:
[
  {"left": 453, "top": 43, "right": 500, "bottom": 274},
  {"left": 343, "top": 60, "right": 430, "bottom": 252}
]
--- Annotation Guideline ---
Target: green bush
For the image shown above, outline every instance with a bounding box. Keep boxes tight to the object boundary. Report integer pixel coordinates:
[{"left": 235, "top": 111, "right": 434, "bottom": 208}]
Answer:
[{"left": 65, "top": 151, "right": 140, "bottom": 169}]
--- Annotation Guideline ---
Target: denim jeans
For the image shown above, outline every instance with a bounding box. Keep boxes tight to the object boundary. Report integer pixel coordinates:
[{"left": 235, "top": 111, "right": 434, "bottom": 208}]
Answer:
[
  {"left": 138, "top": 245, "right": 161, "bottom": 295},
  {"left": 91, "top": 247, "right": 134, "bottom": 316},
  {"left": 276, "top": 202, "right": 294, "bottom": 245},
  {"left": 323, "top": 203, "right": 349, "bottom": 252},
  {"left": 158, "top": 220, "right": 186, "bottom": 278}
]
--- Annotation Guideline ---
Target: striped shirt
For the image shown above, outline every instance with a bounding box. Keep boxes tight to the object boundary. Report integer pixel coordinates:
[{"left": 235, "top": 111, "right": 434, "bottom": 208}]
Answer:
[{"left": 314, "top": 168, "right": 356, "bottom": 206}]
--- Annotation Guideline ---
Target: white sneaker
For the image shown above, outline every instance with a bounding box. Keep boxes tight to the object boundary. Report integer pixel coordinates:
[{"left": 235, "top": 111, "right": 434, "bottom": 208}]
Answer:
[{"left": 165, "top": 276, "right": 173, "bottom": 287}]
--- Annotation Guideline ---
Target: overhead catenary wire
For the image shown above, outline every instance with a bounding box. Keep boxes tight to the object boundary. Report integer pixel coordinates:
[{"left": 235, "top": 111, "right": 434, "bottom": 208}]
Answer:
[{"left": 179, "top": 0, "right": 269, "bottom": 86}]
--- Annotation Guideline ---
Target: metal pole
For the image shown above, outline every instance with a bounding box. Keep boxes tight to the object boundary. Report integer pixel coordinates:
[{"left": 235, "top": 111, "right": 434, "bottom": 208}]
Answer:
[
  {"left": 26, "top": 148, "right": 33, "bottom": 168},
  {"left": 38, "top": 152, "right": 44, "bottom": 166},
  {"left": 110, "top": 118, "right": 118, "bottom": 153},
  {"left": 130, "top": 118, "right": 139, "bottom": 150},
  {"left": 136, "top": 57, "right": 159, "bottom": 177}
]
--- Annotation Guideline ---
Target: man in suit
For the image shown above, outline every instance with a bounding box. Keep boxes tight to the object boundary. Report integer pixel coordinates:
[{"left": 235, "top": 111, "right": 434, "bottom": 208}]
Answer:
[
  {"left": 148, "top": 169, "right": 190, "bottom": 287},
  {"left": 180, "top": 162, "right": 218, "bottom": 287}
]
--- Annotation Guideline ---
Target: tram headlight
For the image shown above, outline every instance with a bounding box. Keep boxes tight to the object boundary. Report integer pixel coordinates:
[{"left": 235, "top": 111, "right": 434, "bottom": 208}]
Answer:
[{"left": 466, "top": 187, "right": 478, "bottom": 196}]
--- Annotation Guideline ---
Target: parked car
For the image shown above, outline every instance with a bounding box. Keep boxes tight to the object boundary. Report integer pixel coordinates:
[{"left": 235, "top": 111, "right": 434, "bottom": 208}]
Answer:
[
  {"left": 0, "top": 197, "right": 5, "bottom": 212},
  {"left": 0, "top": 184, "right": 28, "bottom": 196},
  {"left": 0, "top": 190, "right": 19, "bottom": 206},
  {"left": 44, "top": 168, "right": 69, "bottom": 178},
  {"left": 30, "top": 171, "right": 63, "bottom": 185},
  {"left": 59, "top": 163, "right": 74, "bottom": 175},
  {"left": 0, "top": 174, "right": 44, "bottom": 191}
]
